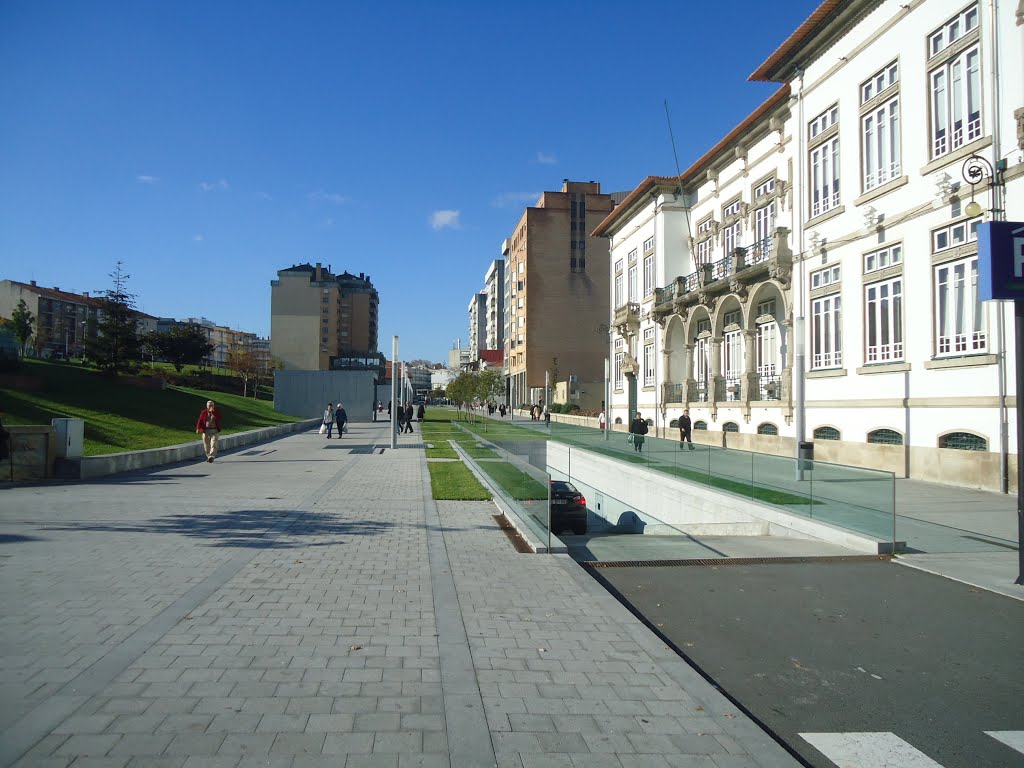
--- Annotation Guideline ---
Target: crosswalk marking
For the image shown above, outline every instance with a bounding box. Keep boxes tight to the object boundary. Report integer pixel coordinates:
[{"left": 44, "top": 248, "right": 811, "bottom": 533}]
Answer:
[
  {"left": 799, "top": 732, "right": 943, "bottom": 767},
  {"left": 985, "top": 731, "right": 1024, "bottom": 754}
]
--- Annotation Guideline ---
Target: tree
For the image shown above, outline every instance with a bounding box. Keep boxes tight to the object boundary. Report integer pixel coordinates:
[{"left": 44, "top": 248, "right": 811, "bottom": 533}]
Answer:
[
  {"left": 476, "top": 369, "right": 504, "bottom": 404},
  {"left": 251, "top": 349, "right": 282, "bottom": 399},
  {"left": 446, "top": 371, "right": 478, "bottom": 408},
  {"left": 87, "top": 262, "right": 143, "bottom": 374},
  {"left": 6, "top": 299, "right": 34, "bottom": 357},
  {"left": 225, "top": 347, "right": 267, "bottom": 398},
  {"left": 144, "top": 324, "right": 214, "bottom": 373}
]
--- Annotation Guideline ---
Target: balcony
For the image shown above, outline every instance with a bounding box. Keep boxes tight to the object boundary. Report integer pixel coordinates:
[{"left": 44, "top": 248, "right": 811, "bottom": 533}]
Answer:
[
  {"left": 717, "top": 377, "right": 743, "bottom": 402},
  {"left": 662, "top": 381, "right": 683, "bottom": 404},
  {"left": 612, "top": 302, "right": 640, "bottom": 335},
  {"left": 758, "top": 374, "right": 782, "bottom": 401},
  {"left": 653, "top": 228, "right": 793, "bottom": 312},
  {"left": 694, "top": 380, "right": 710, "bottom": 403}
]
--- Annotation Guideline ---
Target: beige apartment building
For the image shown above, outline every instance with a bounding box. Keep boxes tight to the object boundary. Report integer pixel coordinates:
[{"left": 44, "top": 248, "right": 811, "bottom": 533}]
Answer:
[
  {"left": 505, "top": 181, "right": 613, "bottom": 407},
  {"left": 270, "top": 263, "right": 379, "bottom": 371}
]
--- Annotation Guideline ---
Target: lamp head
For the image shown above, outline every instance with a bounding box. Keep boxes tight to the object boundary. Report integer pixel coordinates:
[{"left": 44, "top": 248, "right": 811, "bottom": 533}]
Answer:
[{"left": 965, "top": 200, "right": 983, "bottom": 218}]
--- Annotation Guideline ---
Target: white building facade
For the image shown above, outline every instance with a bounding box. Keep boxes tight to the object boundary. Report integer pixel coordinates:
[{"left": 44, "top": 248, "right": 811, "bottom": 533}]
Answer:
[{"left": 596, "top": 0, "right": 1024, "bottom": 492}]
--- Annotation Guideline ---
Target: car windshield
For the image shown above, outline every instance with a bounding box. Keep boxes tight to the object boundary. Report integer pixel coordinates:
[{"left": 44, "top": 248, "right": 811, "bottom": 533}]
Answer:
[{"left": 550, "top": 481, "right": 578, "bottom": 494}]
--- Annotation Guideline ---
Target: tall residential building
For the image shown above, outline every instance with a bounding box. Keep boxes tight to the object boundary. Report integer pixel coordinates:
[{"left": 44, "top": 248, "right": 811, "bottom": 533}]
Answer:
[
  {"left": 271, "top": 263, "right": 379, "bottom": 371},
  {"left": 505, "top": 180, "right": 614, "bottom": 406},
  {"left": 467, "top": 293, "right": 487, "bottom": 353},
  {"left": 484, "top": 259, "right": 505, "bottom": 351}
]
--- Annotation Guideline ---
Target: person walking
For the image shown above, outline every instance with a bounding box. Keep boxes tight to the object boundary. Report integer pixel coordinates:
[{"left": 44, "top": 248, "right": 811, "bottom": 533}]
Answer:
[
  {"left": 322, "top": 403, "right": 336, "bottom": 438},
  {"left": 543, "top": 402, "right": 550, "bottom": 427},
  {"left": 403, "top": 402, "right": 415, "bottom": 433},
  {"left": 387, "top": 400, "right": 392, "bottom": 420},
  {"left": 598, "top": 410, "right": 607, "bottom": 431},
  {"left": 679, "top": 408, "right": 694, "bottom": 450},
  {"left": 417, "top": 402, "right": 425, "bottom": 422},
  {"left": 629, "top": 411, "right": 648, "bottom": 453},
  {"left": 195, "top": 400, "right": 222, "bottom": 463},
  {"left": 336, "top": 402, "right": 348, "bottom": 437}
]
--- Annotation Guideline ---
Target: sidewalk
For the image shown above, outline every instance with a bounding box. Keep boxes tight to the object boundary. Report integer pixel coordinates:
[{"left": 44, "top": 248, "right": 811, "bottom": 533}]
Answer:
[{"left": 0, "top": 420, "right": 800, "bottom": 768}]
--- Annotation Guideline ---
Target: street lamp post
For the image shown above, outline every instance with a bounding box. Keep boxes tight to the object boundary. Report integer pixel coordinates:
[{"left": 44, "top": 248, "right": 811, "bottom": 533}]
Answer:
[{"left": 964, "top": 154, "right": 1020, "bottom": 584}]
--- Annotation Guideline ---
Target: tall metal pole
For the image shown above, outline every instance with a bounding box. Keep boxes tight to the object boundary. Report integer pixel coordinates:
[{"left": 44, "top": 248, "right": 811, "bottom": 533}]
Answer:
[
  {"left": 604, "top": 357, "right": 610, "bottom": 441},
  {"left": 390, "top": 336, "right": 398, "bottom": 449},
  {"left": 1015, "top": 301, "right": 1024, "bottom": 584}
]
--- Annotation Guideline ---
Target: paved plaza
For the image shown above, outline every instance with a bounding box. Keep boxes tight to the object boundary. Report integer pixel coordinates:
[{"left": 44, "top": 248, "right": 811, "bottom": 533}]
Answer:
[{"left": 0, "top": 421, "right": 799, "bottom": 768}]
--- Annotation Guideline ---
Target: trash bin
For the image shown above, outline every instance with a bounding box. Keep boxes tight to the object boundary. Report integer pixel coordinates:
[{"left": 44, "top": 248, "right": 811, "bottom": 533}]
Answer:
[{"left": 798, "top": 441, "right": 814, "bottom": 472}]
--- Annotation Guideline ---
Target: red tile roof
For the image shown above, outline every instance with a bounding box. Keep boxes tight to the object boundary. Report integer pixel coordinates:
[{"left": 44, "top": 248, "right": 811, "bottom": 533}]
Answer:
[
  {"left": 748, "top": 0, "right": 847, "bottom": 82},
  {"left": 10, "top": 280, "right": 103, "bottom": 307}
]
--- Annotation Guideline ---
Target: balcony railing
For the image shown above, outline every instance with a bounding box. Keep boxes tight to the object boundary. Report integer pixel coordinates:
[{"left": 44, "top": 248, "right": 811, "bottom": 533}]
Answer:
[
  {"left": 758, "top": 374, "right": 782, "bottom": 401},
  {"left": 695, "top": 380, "right": 710, "bottom": 403},
  {"left": 718, "top": 376, "right": 742, "bottom": 402},
  {"left": 663, "top": 382, "right": 682, "bottom": 403},
  {"left": 743, "top": 237, "right": 773, "bottom": 265},
  {"left": 612, "top": 302, "right": 640, "bottom": 327},
  {"left": 711, "top": 254, "right": 733, "bottom": 282}
]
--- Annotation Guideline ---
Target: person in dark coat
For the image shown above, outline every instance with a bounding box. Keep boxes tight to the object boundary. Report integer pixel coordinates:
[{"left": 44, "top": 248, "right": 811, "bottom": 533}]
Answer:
[
  {"left": 679, "top": 408, "right": 694, "bottom": 450},
  {"left": 336, "top": 402, "right": 348, "bottom": 437},
  {"left": 416, "top": 403, "right": 425, "bottom": 422},
  {"left": 629, "top": 412, "right": 648, "bottom": 453},
  {"left": 403, "top": 402, "right": 415, "bottom": 433}
]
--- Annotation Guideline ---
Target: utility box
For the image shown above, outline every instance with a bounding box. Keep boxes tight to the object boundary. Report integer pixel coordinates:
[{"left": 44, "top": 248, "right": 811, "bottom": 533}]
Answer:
[{"left": 51, "top": 418, "right": 84, "bottom": 459}]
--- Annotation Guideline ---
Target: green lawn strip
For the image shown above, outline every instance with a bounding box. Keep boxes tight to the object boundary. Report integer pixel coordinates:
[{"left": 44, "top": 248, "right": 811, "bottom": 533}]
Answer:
[
  {"left": 427, "top": 461, "right": 492, "bottom": 500},
  {"left": 476, "top": 461, "right": 548, "bottom": 501},
  {"left": 656, "top": 464, "right": 816, "bottom": 505},
  {"left": 461, "top": 420, "right": 546, "bottom": 441},
  {"left": 1, "top": 359, "right": 299, "bottom": 455},
  {"left": 424, "top": 443, "right": 458, "bottom": 459}
]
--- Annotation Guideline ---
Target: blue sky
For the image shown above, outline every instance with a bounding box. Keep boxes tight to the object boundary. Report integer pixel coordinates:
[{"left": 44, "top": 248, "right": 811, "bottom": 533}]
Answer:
[{"left": 0, "top": 0, "right": 819, "bottom": 362}]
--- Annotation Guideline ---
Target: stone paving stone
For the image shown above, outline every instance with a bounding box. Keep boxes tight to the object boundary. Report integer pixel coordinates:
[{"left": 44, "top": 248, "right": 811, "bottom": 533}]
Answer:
[{"left": 0, "top": 425, "right": 798, "bottom": 768}]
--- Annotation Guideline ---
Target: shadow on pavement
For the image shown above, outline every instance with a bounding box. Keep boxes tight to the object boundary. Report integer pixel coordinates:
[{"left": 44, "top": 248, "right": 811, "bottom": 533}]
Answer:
[
  {"left": 0, "top": 534, "right": 45, "bottom": 544},
  {"left": 42, "top": 509, "right": 396, "bottom": 549}
]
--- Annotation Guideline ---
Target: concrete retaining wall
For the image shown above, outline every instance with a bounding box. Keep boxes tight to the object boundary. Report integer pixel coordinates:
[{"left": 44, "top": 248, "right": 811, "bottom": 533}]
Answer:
[
  {"left": 546, "top": 442, "right": 892, "bottom": 553},
  {"left": 274, "top": 370, "right": 377, "bottom": 422},
  {"left": 79, "top": 418, "right": 320, "bottom": 479}
]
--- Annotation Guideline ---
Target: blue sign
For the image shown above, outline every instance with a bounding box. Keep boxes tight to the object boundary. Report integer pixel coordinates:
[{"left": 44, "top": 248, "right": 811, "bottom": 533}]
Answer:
[{"left": 977, "top": 221, "right": 1024, "bottom": 301}]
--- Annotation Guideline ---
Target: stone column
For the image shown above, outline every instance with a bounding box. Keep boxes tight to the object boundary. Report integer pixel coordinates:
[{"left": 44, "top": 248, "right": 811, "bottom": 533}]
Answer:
[
  {"left": 743, "top": 329, "right": 758, "bottom": 402},
  {"left": 711, "top": 337, "right": 723, "bottom": 404}
]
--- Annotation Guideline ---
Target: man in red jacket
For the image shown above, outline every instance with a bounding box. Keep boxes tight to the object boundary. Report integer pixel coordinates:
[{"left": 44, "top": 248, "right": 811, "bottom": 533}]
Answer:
[{"left": 195, "top": 400, "right": 222, "bottom": 463}]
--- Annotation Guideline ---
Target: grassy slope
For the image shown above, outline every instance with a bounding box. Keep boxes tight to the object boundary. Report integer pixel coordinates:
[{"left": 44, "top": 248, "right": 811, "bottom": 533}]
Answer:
[{"left": 1, "top": 360, "right": 299, "bottom": 456}]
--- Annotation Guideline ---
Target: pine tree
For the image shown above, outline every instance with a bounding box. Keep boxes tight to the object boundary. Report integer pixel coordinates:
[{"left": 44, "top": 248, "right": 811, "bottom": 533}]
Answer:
[{"left": 87, "top": 261, "right": 143, "bottom": 374}]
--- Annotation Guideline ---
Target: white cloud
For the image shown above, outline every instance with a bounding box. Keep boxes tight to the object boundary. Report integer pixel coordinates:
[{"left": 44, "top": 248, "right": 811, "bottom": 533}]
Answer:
[
  {"left": 536, "top": 151, "right": 557, "bottom": 165},
  {"left": 491, "top": 192, "right": 541, "bottom": 209},
  {"left": 136, "top": 174, "right": 159, "bottom": 184},
  {"left": 430, "top": 210, "right": 462, "bottom": 230},
  {"left": 193, "top": 234, "right": 205, "bottom": 241},
  {"left": 198, "top": 178, "right": 229, "bottom": 192},
  {"left": 307, "top": 190, "right": 349, "bottom": 205},
  {"left": 257, "top": 191, "right": 273, "bottom": 200}
]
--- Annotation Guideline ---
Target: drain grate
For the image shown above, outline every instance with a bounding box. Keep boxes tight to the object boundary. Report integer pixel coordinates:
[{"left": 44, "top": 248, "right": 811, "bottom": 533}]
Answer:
[
  {"left": 494, "top": 514, "right": 533, "bottom": 554},
  {"left": 349, "top": 446, "right": 376, "bottom": 455},
  {"left": 581, "top": 555, "right": 892, "bottom": 568}
]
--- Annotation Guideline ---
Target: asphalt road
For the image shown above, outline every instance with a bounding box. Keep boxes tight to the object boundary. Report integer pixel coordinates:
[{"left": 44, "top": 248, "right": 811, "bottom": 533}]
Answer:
[{"left": 591, "top": 560, "right": 1024, "bottom": 768}]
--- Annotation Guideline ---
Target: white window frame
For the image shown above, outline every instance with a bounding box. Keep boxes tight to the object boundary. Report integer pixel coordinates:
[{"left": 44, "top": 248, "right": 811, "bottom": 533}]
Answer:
[
  {"left": 723, "top": 220, "right": 741, "bottom": 259},
  {"left": 643, "top": 254, "right": 655, "bottom": 298},
  {"left": 810, "top": 135, "right": 840, "bottom": 218},
  {"left": 811, "top": 294, "right": 842, "bottom": 369},
  {"left": 643, "top": 329, "right": 655, "bottom": 386},
  {"left": 865, "top": 277, "right": 903, "bottom": 363},
  {"left": 811, "top": 264, "right": 841, "bottom": 290},
  {"left": 697, "top": 237, "right": 713, "bottom": 266},
  {"left": 929, "top": 4, "right": 979, "bottom": 58},
  {"left": 628, "top": 264, "right": 638, "bottom": 302},
  {"left": 723, "top": 329, "right": 743, "bottom": 401},
  {"left": 756, "top": 320, "right": 778, "bottom": 398},
  {"left": 614, "top": 338, "right": 624, "bottom": 390},
  {"left": 864, "top": 244, "right": 902, "bottom": 274},
  {"left": 935, "top": 255, "right": 986, "bottom": 357},
  {"left": 753, "top": 201, "right": 775, "bottom": 247},
  {"left": 933, "top": 218, "right": 981, "bottom": 252},
  {"left": 643, "top": 236, "right": 654, "bottom": 253},
  {"left": 863, "top": 96, "right": 901, "bottom": 191},
  {"left": 614, "top": 273, "right": 623, "bottom": 308},
  {"left": 930, "top": 45, "right": 981, "bottom": 160},
  {"left": 694, "top": 336, "right": 710, "bottom": 388}
]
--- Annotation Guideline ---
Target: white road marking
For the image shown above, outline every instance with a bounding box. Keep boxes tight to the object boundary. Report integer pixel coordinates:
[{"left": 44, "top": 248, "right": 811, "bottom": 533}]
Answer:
[
  {"left": 985, "top": 731, "right": 1024, "bottom": 755},
  {"left": 799, "top": 732, "right": 944, "bottom": 767}
]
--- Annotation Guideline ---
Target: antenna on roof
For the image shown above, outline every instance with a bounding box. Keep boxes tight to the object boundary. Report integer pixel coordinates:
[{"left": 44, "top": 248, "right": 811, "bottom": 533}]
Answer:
[{"left": 664, "top": 99, "right": 694, "bottom": 243}]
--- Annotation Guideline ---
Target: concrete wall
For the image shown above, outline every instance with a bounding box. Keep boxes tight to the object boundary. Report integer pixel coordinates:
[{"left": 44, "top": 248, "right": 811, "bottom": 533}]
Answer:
[
  {"left": 273, "top": 369, "right": 378, "bottom": 421},
  {"left": 80, "top": 418, "right": 320, "bottom": 479}
]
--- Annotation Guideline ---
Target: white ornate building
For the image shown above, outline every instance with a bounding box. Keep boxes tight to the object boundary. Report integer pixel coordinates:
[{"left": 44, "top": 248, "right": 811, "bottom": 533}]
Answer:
[{"left": 595, "top": 0, "right": 1024, "bottom": 491}]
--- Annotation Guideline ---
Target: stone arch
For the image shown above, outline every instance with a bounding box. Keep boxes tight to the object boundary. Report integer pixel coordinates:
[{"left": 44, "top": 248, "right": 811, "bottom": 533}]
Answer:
[
  {"left": 937, "top": 430, "right": 988, "bottom": 451},
  {"left": 664, "top": 314, "right": 687, "bottom": 385},
  {"left": 713, "top": 294, "right": 747, "bottom": 336},
  {"left": 685, "top": 305, "right": 713, "bottom": 341},
  {"left": 745, "top": 280, "right": 790, "bottom": 328}
]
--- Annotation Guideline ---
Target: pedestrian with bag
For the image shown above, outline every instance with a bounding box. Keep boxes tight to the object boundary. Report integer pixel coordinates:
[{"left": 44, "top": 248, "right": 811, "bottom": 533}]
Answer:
[
  {"left": 336, "top": 402, "right": 348, "bottom": 437},
  {"left": 322, "top": 403, "right": 335, "bottom": 438},
  {"left": 679, "top": 408, "right": 694, "bottom": 450},
  {"left": 195, "top": 400, "right": 222, "bottom": 463},
  {"left": 629, "top": 411, "right": 648, "bottom": 453},
  {"left": 598, "top": 410, "right": 606, "bottom": 431}
]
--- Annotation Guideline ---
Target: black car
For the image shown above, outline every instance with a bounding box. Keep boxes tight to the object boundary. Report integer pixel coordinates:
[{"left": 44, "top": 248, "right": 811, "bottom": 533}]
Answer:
[{"left": 549, "top": 480, "right": 588, "bottom": 535}]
